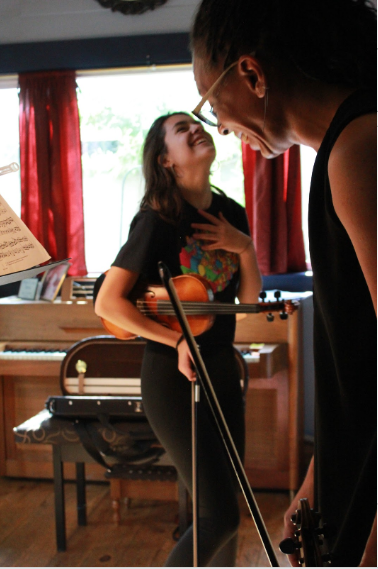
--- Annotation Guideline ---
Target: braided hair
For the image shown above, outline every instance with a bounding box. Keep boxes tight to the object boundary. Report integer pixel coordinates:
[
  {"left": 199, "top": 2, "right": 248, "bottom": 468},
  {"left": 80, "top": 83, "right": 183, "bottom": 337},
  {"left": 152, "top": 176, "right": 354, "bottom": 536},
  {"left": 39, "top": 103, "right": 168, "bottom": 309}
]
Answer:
[{"left": 191, "top": 0, "right": 377, "bottom": 90}]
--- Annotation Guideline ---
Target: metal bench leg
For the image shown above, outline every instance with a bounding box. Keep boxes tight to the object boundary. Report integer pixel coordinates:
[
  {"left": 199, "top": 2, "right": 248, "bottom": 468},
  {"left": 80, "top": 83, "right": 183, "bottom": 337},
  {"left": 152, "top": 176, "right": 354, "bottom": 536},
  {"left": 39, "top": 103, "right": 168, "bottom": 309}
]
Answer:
[
  {"left": 76, "top": 462, "right": 87, "bottom": 526},
  {"left": 53, "top": 445, "right": 66, "bottom": 552},
  {"left": 178, "top": 475, "right": 190, "bottom": 537}
]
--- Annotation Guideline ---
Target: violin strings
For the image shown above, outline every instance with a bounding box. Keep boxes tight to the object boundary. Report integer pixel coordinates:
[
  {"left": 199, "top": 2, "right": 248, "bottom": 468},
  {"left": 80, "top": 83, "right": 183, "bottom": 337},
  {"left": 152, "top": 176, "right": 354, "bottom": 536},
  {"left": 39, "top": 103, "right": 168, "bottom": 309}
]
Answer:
[{"left": 135, "top": 300, "right": 284, "bottom": 316}]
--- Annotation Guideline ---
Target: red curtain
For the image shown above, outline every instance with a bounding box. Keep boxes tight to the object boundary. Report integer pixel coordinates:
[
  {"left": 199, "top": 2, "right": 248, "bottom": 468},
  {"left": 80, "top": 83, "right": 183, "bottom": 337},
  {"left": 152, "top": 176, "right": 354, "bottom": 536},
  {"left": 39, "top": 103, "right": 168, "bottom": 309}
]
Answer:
[
  {"left": 19, "top": 70, "right": 87, "bottom": 276},
  {"left": 242, "top": 144, "right": 306, "bottom": 275}
]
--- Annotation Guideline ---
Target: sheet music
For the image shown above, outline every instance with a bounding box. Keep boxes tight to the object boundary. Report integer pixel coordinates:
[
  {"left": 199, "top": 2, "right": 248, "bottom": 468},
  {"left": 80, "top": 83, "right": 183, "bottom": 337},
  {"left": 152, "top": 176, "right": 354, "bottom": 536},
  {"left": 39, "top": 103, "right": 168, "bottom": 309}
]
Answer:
[{"left": 0, "top": 193, "right": 50, "bottom": 276}]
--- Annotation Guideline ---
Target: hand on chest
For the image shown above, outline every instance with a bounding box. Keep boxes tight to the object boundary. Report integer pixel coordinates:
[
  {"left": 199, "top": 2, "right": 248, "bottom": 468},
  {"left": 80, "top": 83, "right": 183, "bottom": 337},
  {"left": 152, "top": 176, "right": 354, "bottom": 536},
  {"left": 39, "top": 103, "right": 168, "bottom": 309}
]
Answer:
[{"left": 178, "top": 208, "right": 239, "bottom": 293}]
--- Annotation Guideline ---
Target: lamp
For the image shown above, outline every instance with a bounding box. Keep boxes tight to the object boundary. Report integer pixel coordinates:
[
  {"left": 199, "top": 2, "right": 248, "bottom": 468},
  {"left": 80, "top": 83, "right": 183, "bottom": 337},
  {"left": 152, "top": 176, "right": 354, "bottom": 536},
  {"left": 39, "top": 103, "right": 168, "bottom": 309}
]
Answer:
[{"left": 94, "top": 0, "right": 168, "bottom": 15}]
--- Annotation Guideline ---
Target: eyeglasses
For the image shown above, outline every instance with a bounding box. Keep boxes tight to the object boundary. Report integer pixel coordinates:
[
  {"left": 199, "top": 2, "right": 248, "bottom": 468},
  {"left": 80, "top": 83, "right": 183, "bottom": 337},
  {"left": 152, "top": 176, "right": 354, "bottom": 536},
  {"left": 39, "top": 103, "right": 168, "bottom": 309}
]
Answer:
[{"left": 192, "top": 61, "right": 238, "bottom": 127}]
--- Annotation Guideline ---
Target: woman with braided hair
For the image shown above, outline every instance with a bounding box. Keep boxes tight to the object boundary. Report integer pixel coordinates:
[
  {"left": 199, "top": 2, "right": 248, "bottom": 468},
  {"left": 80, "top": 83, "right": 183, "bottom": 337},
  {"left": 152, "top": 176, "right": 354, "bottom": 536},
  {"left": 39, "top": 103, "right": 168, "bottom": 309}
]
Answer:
[{"left": 190, "top": 0, "right": 376, "bottom": 566}]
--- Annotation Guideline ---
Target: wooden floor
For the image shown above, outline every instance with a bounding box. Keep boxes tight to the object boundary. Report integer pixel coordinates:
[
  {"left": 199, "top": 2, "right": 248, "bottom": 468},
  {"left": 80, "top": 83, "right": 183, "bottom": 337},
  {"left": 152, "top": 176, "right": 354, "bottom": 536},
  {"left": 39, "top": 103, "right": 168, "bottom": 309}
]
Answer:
[{"left": 0, "top": 476, "right": 291, "bottom": 567}]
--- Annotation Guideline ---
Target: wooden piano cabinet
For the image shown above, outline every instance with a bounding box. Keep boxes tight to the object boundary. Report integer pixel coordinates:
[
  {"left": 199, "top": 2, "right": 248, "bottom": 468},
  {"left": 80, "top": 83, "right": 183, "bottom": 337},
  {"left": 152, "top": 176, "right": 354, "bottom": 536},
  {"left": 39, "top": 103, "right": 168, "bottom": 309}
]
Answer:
[
  {"left": 243, "top": 370, "right": 290, "bottom": 489},
  {"left": 0, "top": 297, "right": 105, "bottom": 481},
  {"left": 1, "top": 368, "right": 103, "bottom": 481},
  {"left": 235, "top": 302, "right": 308, "bottom": 493},
  {"left": 0, "top": 294, "right": 310, "bottom": 494},
  {"left": 0, "top": 297, "right": 104, "bottom": 343}
]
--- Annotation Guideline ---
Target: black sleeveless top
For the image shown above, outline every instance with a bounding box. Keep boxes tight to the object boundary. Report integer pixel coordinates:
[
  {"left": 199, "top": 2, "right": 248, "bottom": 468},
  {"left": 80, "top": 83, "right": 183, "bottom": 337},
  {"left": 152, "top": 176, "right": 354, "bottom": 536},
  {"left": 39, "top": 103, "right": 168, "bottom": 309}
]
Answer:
[{"left": 309, "top": 90, "right": 376, "bottom": 566}]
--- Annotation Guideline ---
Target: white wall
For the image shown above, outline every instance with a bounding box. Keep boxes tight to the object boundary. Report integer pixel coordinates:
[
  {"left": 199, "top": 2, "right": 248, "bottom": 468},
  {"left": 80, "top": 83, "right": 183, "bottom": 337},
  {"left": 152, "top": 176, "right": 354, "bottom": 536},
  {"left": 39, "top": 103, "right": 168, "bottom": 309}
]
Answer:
[{"left": 0, "top": 0, "right": 199, "bottom": 44}]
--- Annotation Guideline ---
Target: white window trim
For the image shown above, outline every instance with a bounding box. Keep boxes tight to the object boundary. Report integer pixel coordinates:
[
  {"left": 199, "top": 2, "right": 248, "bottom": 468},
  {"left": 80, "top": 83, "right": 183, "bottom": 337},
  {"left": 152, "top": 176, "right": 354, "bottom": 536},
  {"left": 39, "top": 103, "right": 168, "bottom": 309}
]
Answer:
[{"left": 0, "top": 75, "right": 18, "bottom": 89}]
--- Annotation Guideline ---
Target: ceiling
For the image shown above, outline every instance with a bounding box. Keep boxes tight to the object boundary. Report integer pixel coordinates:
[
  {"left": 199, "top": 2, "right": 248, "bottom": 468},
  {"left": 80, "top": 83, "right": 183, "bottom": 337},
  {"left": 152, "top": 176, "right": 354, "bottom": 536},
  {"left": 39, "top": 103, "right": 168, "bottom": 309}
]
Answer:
[
  {"left": 1, "top": 0, "right": 376, "bottom": 46},
  {"left": 0, "top": 0, "right": 200, "bottom": 45}
]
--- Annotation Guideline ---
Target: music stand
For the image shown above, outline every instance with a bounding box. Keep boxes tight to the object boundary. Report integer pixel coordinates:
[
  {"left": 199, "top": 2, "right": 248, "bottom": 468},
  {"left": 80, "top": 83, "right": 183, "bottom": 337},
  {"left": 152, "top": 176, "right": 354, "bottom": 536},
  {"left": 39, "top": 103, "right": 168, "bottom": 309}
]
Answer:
[{"left": 158, "top": 261, "right": 279, "bottom": 568}]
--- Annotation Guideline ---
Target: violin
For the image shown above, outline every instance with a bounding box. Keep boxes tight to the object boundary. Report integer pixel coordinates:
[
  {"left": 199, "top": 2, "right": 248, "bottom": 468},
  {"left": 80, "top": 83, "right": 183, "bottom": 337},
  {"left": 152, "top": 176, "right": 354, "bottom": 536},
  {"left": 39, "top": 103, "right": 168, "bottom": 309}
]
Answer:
[
  {"left": 279, "top": 498, "right": 333, "bottom": 566},
  {"left": 96, "top": 272, "right": 299, "bottom": 340}
]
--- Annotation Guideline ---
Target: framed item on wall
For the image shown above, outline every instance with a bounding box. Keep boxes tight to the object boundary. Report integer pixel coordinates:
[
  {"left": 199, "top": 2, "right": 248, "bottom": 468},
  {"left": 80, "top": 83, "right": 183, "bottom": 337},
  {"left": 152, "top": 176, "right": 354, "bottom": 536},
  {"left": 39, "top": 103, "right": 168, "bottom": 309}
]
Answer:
[
  {"left": 18, "top": 278, "right": 39, "bottom": 300},
  {"left": 40, "top": 262, "right": 70, "bottom": 302}
]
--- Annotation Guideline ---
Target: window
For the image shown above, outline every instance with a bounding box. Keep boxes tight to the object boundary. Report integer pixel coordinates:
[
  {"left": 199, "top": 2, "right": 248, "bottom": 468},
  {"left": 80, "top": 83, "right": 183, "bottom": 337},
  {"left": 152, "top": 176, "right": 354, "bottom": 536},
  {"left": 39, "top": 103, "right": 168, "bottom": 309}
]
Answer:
[
  {"left": 0, "top": 67, "right": 314, "bottom": 275},
  {"left": 76, "top": 65, "right": 244, "bottom": 273},
  {"left": 300, "top": 145, "right": 316, "bottom": 266},
  {"left": 0, "top": 78, "right": 20, "bottom": 215}
]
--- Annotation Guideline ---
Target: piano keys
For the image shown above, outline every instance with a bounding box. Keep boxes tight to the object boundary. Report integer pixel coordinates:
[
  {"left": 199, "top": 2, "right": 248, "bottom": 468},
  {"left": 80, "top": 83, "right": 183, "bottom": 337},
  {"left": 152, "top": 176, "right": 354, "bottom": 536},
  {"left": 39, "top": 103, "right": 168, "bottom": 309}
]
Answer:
[
  {"left": 0, "top": 340, "right": 286, "bottom": 382},
  {"left": 0, "top": 343, "right": 68, "bottom": 377},
  {"left": 0, "top": 347, "right": 66, "bottom": 361}
]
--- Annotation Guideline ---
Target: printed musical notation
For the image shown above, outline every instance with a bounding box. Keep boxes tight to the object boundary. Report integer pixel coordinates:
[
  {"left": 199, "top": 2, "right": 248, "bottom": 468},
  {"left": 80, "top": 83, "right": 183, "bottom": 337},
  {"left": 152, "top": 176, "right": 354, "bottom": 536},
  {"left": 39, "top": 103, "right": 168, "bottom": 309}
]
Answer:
[
  {"left": 0, "top": 226, "right": 21, "bottom": 236},
  {"left": 0, "top": 163, "right": 63, "bottom": 285},
  {"left": 0, "top": 193, "right": 50, "bottom": 276},
  {"left": 0, "top": 236, "right": 28, "bottom": 248}
]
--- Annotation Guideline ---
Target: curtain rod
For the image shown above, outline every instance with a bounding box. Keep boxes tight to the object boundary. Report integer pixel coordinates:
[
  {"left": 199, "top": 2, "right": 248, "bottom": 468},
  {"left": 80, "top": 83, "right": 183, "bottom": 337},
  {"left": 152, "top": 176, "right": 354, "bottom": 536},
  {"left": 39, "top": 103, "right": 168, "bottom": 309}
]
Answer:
[{"left": 76, "top": 63, "right": 191, "bottom": 77}]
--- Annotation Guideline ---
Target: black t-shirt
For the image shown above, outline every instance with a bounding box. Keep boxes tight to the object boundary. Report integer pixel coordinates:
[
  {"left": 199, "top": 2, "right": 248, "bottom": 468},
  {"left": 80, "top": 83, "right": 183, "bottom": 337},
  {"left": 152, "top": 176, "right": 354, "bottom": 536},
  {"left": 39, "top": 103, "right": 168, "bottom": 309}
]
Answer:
[
  {"left": 309, "top": 90, "right": 376, "bottom": 566},
  {"left": 112, "top": 190, "right": 250, "bottom": 345}
]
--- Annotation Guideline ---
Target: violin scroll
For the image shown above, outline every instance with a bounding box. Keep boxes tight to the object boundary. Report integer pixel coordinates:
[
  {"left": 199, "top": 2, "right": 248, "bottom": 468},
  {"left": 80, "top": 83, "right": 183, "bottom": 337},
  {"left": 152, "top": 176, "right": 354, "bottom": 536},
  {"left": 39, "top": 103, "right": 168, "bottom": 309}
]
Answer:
[
  {"left": 279, "top": 498, "right": 332, "bottom": 567},
  {"left": 259, "top": 290, "right": 300, "bottom": 322}
]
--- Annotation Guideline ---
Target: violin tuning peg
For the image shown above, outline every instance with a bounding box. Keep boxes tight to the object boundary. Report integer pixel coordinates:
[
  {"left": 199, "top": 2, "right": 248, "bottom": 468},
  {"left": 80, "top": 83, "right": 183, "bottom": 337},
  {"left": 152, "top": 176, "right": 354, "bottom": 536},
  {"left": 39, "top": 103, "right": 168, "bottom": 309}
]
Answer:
[
  {"left": 274, "top": 290, "right": 281, "bottom": 300},
  {"left": 279, "top": 538, "right": 298, "bottom": 555},
  {"left": 279, "top": 312, "right": 288, "bottom": 320},
  {"left": 266, "top": 313, "right": 274, "bottom": 322},
  {"left": 259, "top": 291, "right": 267, "bottom": 301},
  {"left": 291, "top": 510, "right": 301, "bottom": 524}
]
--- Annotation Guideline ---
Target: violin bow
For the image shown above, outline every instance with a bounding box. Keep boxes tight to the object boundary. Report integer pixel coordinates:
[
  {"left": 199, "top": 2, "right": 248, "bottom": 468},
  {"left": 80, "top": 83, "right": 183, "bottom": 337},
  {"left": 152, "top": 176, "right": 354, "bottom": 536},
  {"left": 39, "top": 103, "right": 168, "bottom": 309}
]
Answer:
[{"left": 158, "top": 261, "right": 280, "bottom": 568}]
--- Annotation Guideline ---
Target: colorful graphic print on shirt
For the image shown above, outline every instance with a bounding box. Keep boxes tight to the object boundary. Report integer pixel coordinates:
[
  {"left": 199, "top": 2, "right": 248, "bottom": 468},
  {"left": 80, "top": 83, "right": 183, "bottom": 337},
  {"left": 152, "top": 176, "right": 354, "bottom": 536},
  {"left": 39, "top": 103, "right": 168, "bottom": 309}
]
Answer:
[{"left": 179, "top": 236, "right": 239, "bottom": 293}]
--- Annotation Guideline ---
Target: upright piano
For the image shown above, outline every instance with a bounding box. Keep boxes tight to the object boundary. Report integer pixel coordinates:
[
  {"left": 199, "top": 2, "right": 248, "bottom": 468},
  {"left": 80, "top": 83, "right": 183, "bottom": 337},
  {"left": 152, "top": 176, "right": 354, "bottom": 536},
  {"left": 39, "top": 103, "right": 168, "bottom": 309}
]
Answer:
[
  {"left": 0, "top": 292, "right": 313, "bottom": 492},
  {"left": 0, "top": 297, "right": 105, "bottom": 480}
]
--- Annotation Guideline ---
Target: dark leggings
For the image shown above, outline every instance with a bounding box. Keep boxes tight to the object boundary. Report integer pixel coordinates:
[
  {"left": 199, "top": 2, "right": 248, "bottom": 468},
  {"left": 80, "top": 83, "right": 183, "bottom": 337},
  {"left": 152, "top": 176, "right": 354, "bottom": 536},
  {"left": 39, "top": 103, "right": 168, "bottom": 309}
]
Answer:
[{"left": 141, "top": 341, "right": 245, "bottom": 567}]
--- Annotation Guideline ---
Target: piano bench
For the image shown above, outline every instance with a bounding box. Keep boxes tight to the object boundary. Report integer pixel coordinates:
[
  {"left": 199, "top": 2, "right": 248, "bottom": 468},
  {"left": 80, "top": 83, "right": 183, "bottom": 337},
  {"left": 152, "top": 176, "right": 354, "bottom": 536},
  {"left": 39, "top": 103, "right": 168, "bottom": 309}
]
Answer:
[
  {"left": 13, "top": 409, "right": 95, "bottom": 551},
  {"left": 13, "top": 409, "right": 189, "bottom": 552}
]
